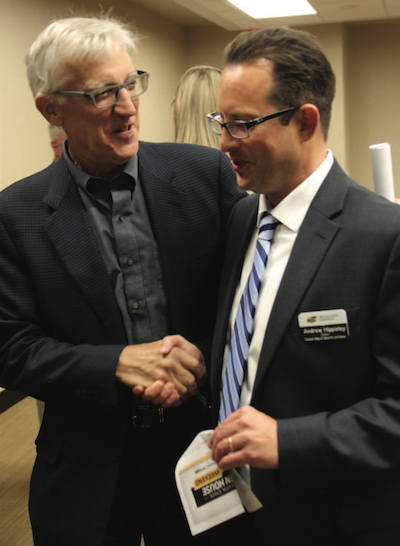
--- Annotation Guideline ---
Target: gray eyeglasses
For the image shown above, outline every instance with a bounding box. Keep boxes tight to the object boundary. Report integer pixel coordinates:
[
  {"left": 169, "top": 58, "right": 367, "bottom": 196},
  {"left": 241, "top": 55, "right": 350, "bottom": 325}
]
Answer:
[
  {"left": 207, "top": 107, "right": 299, "bottom": 139},
  {"left": 51, "top": 71, "right": 149, "bottom": 109}
]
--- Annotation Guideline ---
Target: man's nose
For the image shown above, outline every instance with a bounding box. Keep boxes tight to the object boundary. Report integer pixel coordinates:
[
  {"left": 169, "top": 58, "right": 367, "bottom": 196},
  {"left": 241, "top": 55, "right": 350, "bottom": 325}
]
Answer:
[
  {"left": 113, "top": 87, "right": 137, "bottom": 114},
  {"left": 220, "top": 127, "right": 239, "bottom": 154}
]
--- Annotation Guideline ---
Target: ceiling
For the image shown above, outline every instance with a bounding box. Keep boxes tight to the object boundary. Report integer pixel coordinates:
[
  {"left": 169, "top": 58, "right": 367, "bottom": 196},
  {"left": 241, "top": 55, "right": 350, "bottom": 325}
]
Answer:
[{"left": 127, "top": 0, "right": 400, "bottom": 30}]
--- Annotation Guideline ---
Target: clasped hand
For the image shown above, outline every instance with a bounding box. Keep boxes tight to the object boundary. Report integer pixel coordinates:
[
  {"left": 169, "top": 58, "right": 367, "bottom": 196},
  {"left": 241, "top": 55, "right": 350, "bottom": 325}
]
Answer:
[{"left": 116, "top": 334, "right": 206, "bottom": 408}]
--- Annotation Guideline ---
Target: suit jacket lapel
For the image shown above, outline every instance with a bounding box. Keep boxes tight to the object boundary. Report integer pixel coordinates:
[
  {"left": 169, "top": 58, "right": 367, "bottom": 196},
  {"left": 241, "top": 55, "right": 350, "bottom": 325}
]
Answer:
[
  {"left": 137, "top": 142, "right": 187, "bottom": 249},
  {"left": 252, "top": 160, "right": 351, "bottom": 394},
  {"left": 42, "top": 159, "right": 126, "bottom": 338},
  {"left": 137, "top": 143, "right": 189, "bottom": 313}
]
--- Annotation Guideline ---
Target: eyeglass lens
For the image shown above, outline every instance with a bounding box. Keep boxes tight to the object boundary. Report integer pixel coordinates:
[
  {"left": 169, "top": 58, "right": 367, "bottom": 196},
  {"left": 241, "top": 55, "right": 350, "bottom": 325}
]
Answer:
[
  {"left": 209, "top": 118, "right": 248, "bottom": 139},
  {"left": 93, "top": 74, "right": 148, "bottom": 108}
]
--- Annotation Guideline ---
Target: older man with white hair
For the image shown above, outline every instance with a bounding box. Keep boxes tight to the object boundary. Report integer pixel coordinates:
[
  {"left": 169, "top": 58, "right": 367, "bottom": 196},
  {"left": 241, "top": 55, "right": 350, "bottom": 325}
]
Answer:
[{"left": 0, "top": 14, "right": 244, "bottom": 546}]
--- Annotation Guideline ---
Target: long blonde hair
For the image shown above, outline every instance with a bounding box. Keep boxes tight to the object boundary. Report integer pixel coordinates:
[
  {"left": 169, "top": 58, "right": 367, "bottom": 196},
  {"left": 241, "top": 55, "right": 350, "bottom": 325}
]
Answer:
[{"left": 172, "top": 65, "right": 221, "bottom": 149}]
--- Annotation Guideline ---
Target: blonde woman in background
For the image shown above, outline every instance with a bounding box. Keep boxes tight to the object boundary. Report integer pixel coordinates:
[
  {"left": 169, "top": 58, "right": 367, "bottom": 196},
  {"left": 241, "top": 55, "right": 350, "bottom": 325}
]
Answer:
[{"left": 173, "top": 65, "right": 221, "bottom": 148}]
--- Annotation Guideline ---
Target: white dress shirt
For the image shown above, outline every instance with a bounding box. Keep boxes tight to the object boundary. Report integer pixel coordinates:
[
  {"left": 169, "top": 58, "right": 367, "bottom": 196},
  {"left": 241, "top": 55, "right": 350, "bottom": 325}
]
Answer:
[{"left": 221, "top": 151, "right": 334, "bottom": 409}]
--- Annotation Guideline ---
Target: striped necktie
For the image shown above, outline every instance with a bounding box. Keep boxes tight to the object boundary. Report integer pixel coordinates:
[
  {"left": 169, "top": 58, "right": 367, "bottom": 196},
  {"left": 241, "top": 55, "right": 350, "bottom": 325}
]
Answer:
[{"left": 219, "top": 213, "right": 279, "bottom": 422}]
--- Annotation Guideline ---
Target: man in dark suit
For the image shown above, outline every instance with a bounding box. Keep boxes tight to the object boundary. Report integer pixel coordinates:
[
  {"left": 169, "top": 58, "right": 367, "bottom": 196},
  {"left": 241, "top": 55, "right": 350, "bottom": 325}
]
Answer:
[
  {"left": 208, "top": 27, "right": 400, "bottom": 544},
  {"left": 0, "top": 15, "right": 244, "bottom": 546}
]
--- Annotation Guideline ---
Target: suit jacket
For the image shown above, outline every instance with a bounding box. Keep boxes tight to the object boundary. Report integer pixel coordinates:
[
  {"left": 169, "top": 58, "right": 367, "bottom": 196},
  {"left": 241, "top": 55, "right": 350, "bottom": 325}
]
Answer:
[
  {"left": 0, "top": 141, "right": 244, "bottom": 545},
  {"left": 210, "top": 160, "right": 400, "bottom": 544}
]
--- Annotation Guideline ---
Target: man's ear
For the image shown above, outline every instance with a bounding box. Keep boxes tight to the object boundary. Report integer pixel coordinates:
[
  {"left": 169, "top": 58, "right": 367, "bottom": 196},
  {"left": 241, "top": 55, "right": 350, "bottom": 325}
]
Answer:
[
  {"left": 35, "top": 94, "right": 64, "bottom": 126},
  {"left": 296, "top": 104, "right": 320, "bottom": 142}
]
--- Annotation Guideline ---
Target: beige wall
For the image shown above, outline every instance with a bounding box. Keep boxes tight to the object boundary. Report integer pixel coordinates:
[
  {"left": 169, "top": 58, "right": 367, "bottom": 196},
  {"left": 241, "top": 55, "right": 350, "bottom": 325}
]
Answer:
[
  {"left": 346, "top": 20, "right": 400, "bottom": 192},
  {"left": 0, "top": 0, "right": 399, "bottom": 196}
]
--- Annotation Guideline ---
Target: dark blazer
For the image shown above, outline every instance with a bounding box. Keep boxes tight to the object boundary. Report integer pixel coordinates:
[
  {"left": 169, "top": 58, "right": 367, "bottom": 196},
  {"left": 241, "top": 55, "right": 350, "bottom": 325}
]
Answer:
[
  {"left": 0, "top": 141, "right": 244, "bottom": 545},
  {"left": 210, "top": 160, "right": 400, "bottom": 544}
]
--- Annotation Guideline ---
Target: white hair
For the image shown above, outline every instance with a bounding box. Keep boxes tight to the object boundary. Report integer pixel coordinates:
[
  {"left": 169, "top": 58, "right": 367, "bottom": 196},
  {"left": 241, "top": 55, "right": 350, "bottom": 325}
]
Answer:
[{"left": 26, "top": 15, "right": 139, "bottom": 97}]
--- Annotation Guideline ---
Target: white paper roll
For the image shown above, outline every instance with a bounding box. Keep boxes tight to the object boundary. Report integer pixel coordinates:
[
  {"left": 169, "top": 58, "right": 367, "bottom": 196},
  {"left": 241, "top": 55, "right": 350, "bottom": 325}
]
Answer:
[{"left": 369, "top": 142, "right": 395, "bottom": 202}]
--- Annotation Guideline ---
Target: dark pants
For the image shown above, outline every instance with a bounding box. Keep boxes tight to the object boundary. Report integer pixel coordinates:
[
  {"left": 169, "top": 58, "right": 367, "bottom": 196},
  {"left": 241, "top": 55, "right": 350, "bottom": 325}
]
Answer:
[
  {"left": 104, "top": 401, "right": 211, "bottom": 546},
  {"left": 211, "top": 495, "right": 400, "bottom": 546}
]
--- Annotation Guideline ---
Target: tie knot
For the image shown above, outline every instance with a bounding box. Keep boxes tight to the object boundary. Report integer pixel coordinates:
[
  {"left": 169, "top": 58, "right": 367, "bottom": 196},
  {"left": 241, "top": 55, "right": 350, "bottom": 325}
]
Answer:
[{"left": 258, "top": 213, "right": 279, "bottom": 241}]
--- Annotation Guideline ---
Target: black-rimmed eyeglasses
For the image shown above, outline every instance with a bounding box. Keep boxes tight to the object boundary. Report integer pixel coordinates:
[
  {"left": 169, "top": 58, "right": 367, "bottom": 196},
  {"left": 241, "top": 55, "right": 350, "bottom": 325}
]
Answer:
[
  {"left": 51, "top": 71, "right": 149, "bottom": 109},
  {"left": 207, "top": 107, "right": 299, "bottom": 139}
]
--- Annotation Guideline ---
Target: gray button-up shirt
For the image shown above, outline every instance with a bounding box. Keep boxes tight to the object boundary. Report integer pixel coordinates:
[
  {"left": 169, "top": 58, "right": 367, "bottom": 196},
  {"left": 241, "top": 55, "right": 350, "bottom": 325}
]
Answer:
[{"left": 64, "top": 144, "right": 169, "bottom": 344}]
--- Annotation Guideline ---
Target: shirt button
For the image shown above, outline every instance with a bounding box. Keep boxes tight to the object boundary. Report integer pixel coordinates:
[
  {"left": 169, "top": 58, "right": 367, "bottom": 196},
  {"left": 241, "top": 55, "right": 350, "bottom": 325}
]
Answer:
[
  {"left": 127, "top": 257, "right": 134, "bottom": 266},
  {"left": 132, "top": 301, "right": 140, "bottom": 310},
  {"left": 119, "top": 216, "right": 124, "bottom": 222}
]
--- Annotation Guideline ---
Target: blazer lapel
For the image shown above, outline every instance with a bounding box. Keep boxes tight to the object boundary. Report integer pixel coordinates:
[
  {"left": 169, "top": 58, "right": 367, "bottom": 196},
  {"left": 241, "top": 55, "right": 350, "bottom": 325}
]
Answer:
[
  {"left": 136, "top": 143, "right": 190, "bottom": 316},
  {"left": 137, "top": 142, "right": 188, "bottom": 251},
  {"left": 42, "top": 160, "right": 125, "bottom": 338},
  {"left": 252, "top": 160, "right": 351, "bottom": 394}
]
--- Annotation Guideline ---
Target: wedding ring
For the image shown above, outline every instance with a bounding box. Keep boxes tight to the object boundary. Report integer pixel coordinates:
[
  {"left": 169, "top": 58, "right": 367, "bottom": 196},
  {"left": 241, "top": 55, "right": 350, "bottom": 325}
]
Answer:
[{"left": 228, "top": 436, "right": 234, "bottom": 452}]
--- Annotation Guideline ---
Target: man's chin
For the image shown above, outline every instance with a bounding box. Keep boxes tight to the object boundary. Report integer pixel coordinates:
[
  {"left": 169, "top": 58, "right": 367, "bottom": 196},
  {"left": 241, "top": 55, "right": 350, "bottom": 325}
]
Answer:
[
  {"left": 236, "top": 175, "right": 253, "bottom": 193},
  {"left": 113, "top": 143, "right": 139, "bottom": 163}
]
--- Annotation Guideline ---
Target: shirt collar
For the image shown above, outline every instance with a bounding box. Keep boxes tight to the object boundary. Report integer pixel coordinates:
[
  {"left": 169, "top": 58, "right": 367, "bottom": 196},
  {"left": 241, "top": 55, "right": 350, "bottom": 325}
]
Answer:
[
  {"left": 258, "top": 150, "right": 334, "bottom": 232},
  {"left": 62, "top": 141, "right": 138, "bottom": 195}
]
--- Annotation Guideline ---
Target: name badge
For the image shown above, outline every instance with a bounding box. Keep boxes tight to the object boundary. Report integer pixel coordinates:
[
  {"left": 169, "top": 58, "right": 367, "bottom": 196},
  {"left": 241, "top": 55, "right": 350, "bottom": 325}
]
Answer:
[{"left": 298, "top": 309, "right": 349, "bottom": 342}]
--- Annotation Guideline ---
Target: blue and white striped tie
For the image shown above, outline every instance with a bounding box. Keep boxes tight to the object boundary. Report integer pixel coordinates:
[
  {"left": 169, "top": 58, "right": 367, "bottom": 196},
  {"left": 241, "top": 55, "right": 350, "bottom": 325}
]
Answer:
[{"left": 219, "top": 213, "right": 279, "bottom": 422}]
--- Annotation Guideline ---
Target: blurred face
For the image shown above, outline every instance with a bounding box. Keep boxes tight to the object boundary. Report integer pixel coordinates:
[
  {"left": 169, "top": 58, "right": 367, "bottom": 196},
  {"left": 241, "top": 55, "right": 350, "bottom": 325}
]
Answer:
[
  {"left": 52, "top": 45, "right": 140, "bottom": 179},
  {"left": 51, "top": 131, "right": 67, "bottom": 161},
  {"left": 217, "top": 61, "right": 302, "bottom": 204}
]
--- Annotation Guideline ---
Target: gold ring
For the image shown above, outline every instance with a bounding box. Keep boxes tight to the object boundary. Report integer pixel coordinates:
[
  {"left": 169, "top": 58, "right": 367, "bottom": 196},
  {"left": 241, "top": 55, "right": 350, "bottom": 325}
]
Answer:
[{"left": 228, "top": 436, "right": 234, "bottom": 452}]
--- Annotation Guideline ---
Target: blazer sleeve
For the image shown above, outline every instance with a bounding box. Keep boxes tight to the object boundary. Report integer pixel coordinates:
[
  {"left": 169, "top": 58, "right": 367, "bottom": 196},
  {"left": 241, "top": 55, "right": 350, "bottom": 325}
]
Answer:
[{"left": 0, "top": 192, "right": 125, "bottom": 410}]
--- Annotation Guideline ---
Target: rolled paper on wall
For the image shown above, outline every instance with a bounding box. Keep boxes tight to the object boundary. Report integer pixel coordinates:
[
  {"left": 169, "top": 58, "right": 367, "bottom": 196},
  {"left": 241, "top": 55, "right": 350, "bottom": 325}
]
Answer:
[{"left": 369, "top": 142, "right": 395, "bottom": 202}]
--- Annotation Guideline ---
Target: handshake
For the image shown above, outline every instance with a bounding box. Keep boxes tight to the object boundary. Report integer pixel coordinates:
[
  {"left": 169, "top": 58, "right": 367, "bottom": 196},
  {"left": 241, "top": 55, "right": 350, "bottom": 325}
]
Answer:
[{"left": 115, "top": 334, "right": 206, "bottom": 408}]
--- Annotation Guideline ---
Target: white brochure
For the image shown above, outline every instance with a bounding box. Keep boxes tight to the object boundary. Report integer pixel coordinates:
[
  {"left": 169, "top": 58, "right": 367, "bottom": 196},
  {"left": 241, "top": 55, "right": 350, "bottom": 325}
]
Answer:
[{"left": 175, "top": 429, "right": 262, "bottom": 536}]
